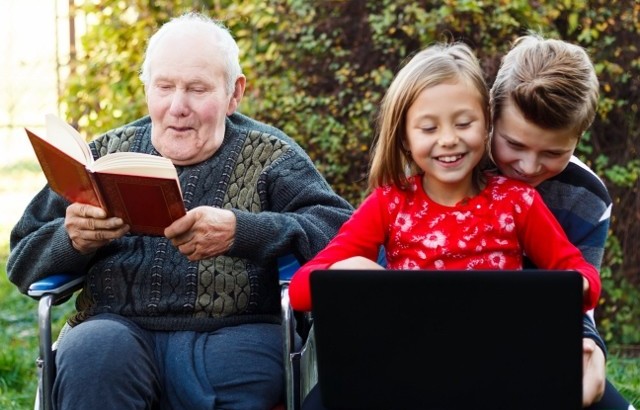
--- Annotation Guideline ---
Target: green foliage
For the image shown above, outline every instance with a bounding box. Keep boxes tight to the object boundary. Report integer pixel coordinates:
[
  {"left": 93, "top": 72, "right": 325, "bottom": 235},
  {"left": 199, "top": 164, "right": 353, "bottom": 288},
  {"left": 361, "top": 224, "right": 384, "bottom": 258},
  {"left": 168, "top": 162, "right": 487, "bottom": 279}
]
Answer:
[
  {"left": 607, "top": 354, "right": 640, "bottom": 408},
  {"left": 602, "top": 159, "right": 640, "bottom": 189},
  {"left": 64, "top": 0, "right": 640, "bottom": 343},
  {"left": 0, "top": 274, "right": 37, "bottom": 409},
  {"left": 599, "top": 234, "right": 640, "bottom": 345}
]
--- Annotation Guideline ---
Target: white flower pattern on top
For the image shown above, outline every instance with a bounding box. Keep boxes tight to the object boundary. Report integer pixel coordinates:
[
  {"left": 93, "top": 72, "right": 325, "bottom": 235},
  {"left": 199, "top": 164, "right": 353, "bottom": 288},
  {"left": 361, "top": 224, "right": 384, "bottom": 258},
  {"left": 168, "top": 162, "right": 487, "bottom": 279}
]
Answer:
[
  {"left": 422, "top": 231, "right": 446, "bottom": 249},
  {"left": 498, "top": 213, "right": 516, "bottom": 232},
  {"left": 385, "top": 174, "right": 535, "bottom": 271},
  {"left": 395, "top": 213, "right": 414, "bottom": 232},
  {"left": 488, "top": 252, "right": 506, "bottom": 269}
]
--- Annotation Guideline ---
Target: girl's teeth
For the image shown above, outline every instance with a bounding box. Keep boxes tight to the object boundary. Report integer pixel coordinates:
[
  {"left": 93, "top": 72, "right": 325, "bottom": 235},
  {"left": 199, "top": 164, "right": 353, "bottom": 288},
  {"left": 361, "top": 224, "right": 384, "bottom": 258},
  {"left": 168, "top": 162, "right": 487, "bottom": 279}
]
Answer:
[{"left": 440, "top": 155, "right": 461, "bottom": 163}]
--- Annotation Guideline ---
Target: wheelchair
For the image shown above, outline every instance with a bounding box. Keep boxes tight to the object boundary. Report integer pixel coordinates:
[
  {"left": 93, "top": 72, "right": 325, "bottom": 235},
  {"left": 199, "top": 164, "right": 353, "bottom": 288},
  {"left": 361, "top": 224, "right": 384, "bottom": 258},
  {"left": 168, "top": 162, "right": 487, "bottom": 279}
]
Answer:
[{"left": 26, "top": 254, "right": 318, "bottom": 410}]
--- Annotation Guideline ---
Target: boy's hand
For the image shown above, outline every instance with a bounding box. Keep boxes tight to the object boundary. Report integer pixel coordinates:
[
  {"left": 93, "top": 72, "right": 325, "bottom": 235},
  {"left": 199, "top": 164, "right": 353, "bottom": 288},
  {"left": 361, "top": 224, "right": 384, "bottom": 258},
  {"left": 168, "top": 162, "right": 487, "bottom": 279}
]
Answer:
[{"left": 582, "top": 338, "right": 606, "bottom": 406}]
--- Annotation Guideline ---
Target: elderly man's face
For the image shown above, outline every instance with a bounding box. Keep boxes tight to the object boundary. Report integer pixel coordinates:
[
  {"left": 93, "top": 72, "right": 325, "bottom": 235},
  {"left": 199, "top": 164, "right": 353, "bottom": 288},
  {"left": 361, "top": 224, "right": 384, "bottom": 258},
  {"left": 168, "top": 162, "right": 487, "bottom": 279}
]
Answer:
[{"left": 146, "top": 31, "right": 242, "bottom": 165}]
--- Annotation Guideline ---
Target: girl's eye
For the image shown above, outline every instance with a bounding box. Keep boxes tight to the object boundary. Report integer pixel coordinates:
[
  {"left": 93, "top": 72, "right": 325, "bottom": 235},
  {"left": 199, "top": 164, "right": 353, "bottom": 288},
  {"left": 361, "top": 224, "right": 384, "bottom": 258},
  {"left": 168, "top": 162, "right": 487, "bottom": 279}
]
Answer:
[
  {"left": 456, "top": 122, "right": 471, "bottom": 128},
  {"left": 421, "top": 126, "right": 437, "bottom": 133}
]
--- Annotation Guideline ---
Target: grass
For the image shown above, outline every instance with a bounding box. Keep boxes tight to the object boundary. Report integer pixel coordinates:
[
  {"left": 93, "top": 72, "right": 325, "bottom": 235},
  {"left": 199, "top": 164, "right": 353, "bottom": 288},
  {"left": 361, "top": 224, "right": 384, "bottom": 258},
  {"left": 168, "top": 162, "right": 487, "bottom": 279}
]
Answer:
[
  {"left": 608, "top": 354, "right": 640, "bottom": 407},
  {"left": 0, "top": 273, "right": 40, "bottom": 409},
  {"left": 0, "top": 161, "right": 638, "bottom": 409}
]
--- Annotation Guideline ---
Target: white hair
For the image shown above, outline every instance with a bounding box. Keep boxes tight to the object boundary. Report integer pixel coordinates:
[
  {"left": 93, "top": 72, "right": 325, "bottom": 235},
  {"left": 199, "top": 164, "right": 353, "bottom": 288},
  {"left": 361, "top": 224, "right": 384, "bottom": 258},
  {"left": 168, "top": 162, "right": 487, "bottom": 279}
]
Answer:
[{"left": 139, "top": 12, "right": 242, "bottom": 94}]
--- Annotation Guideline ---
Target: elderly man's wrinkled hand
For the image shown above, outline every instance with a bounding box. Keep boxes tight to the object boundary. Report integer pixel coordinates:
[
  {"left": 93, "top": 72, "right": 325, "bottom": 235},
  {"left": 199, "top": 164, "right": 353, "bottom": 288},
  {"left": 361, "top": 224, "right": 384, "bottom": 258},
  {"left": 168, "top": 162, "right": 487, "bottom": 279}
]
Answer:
[
  {"left": 65, "top": 203, "right": 129, "bottom": 254},
  {"left": 165, "top": 206, "right": 237, "bottom": 261}
]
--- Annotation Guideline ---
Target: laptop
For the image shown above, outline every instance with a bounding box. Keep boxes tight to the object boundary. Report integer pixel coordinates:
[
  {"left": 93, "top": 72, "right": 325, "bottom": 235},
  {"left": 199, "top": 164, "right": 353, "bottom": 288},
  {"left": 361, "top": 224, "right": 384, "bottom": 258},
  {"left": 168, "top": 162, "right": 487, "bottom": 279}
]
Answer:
[{"left": 309, "top": 269, "right": 584, "bottom": 410}]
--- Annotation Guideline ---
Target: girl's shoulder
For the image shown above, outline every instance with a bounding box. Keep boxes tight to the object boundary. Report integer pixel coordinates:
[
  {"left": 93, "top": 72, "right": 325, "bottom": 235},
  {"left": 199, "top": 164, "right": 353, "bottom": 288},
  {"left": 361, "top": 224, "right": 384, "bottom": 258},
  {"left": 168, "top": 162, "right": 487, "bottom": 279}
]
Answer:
[
  {"left": 482, "top": 173, "right": 538, "bottom": 205},
  {"left": 377, "top": 174, "right": 422, "bottom": 196},
  {"left": 484, "top": 172, "right": 535, "bottom": 190},
  {"left": 370, "top": 175, "right": 424, "bottom": 215}
]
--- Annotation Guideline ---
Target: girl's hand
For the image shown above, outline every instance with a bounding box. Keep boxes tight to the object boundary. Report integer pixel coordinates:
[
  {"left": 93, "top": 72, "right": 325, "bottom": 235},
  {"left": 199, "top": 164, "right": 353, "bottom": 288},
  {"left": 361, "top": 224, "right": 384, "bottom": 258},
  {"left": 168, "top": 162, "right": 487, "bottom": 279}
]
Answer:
[{"left": 330, "top": 256, "right": 383, "bottom": 270}]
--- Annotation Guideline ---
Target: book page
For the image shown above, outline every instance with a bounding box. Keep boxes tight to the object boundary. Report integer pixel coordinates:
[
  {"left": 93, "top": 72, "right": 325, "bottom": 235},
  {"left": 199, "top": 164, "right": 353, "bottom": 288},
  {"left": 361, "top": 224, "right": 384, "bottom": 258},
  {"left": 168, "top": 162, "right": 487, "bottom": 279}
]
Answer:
[
  {"left": 45, "top": 114, "right": 93, "bottom": 166},
  {"left": 91, "top": 152, "right": 179, "bottom": 180}
]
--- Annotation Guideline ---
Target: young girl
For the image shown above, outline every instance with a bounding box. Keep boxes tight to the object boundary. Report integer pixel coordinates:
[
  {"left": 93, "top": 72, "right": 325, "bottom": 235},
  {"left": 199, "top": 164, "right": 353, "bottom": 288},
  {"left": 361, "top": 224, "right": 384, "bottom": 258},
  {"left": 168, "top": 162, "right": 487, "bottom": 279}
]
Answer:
[{"left": 288, "top": 42, "right": 600, "bottom": 313}]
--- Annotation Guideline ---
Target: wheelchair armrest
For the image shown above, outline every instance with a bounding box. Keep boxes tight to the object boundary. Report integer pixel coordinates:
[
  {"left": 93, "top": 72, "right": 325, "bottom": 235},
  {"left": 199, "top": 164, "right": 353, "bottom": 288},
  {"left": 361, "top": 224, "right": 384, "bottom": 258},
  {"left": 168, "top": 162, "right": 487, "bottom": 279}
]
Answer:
[
  {"left": 277, "top": 253, "right": 299, "bottom": 285},
  {"left": 28, "top": 273, "right": 86, "bottom": 303}
]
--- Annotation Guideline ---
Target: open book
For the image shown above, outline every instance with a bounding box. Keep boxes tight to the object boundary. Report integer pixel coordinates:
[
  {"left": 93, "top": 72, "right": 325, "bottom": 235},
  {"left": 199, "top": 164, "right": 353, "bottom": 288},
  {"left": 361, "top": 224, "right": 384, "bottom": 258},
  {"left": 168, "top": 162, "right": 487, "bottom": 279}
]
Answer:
[{"left": 25, "top": 114, "right": 186, "bottom": 236}]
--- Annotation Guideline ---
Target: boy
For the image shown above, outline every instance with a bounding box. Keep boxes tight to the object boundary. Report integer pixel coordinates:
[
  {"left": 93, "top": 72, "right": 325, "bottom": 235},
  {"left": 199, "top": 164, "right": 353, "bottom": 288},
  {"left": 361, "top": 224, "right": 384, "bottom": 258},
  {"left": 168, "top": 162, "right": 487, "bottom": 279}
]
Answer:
[{"left": 490, "top": 34, "right": 634, "bottom": 409}]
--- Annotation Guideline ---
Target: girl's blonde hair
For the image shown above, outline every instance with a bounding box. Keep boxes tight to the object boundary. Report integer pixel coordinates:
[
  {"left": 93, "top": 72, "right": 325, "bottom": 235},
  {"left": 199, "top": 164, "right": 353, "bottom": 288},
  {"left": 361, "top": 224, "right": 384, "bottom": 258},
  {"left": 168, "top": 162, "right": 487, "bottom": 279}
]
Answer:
[
  {"left": 490, "top": 34, "right": 599, "bottom": 139},
  {"left": 368, "top": 42, "right": 490, "bottom": 191}
]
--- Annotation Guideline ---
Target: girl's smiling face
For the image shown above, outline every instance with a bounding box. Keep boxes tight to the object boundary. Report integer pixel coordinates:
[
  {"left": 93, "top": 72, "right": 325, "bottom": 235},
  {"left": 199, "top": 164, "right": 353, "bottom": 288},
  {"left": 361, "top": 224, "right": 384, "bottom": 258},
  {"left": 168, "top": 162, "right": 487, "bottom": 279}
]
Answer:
[{"left": 404, "top": 80, "right": 488, "bottom": 205}]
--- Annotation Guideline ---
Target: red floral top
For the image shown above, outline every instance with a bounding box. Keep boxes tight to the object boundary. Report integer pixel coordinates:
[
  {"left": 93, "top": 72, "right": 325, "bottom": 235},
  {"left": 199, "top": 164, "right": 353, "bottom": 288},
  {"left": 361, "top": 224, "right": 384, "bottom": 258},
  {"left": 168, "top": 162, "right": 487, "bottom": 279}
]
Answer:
[{"left": 289, "top": 174, "right": 601, "bottom": 312}]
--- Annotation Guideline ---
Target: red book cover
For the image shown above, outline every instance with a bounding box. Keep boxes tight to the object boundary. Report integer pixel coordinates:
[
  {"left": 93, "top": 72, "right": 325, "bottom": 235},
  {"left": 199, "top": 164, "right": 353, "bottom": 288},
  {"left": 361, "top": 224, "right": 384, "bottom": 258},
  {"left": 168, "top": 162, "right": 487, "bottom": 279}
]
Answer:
[
  {"left": 26, "top": 128, "right": 104, "bottom": 208},
  {"left": 93, "top": 173, "right": 186, "bottom": 236},
  {"left": 25, "top": 119, "right": 186, "bottom": 236}
]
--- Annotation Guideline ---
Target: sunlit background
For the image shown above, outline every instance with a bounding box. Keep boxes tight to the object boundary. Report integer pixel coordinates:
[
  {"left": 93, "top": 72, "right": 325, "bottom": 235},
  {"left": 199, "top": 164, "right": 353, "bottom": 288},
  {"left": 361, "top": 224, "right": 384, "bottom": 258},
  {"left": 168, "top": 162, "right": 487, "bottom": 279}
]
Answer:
[
  {"left": 0, "top": 0, "right": 77, "bottom": 159},
  {"left": 0, "top": 0, "right": 79, "bottom": 229}
]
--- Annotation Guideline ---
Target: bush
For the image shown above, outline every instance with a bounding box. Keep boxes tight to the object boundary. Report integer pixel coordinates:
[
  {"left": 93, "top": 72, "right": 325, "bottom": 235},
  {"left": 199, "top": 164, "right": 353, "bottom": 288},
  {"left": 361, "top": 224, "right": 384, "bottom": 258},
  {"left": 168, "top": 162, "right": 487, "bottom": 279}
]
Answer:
[{"left": 65, "top": 0, "right": 639, "bottom": 343}]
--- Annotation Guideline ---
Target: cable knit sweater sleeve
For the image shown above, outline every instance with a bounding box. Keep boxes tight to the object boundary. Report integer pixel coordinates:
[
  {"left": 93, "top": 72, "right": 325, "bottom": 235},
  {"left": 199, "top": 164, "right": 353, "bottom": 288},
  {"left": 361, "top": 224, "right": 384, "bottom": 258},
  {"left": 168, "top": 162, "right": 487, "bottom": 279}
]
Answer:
[
  {"left": 223, "top": 115, "right": 353, "bottom": 264},
  {"left": 229, "top": 150, "right": 353, "bottom": 263},
  {"left": 289, "top": 189, "right": 388, "bottom": 311},
  {"left": 7, "top": 185, "right": 95, "bottom": 293}
]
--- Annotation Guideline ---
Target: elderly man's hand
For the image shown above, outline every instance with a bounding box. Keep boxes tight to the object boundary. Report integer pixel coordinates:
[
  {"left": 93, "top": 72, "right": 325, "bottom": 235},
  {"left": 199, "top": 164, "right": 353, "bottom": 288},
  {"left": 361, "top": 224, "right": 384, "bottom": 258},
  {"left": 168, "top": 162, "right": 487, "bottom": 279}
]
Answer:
[
  {"left": 582, "top": 337, "right": 606, "bottom": 406},
  {"left": 165, "top": 206, "right": 237, "bottom": 261},
  {"left": 65, "top": 203, "right": 130, "bottom": 254}
]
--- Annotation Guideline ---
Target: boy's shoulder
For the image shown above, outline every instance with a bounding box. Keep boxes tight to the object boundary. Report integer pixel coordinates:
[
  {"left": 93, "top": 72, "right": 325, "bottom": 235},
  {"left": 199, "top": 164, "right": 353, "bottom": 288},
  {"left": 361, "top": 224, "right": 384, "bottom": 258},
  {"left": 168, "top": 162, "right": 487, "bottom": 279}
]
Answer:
[{"left": 541, "top": 156, "right": 611, "bottom": 205}]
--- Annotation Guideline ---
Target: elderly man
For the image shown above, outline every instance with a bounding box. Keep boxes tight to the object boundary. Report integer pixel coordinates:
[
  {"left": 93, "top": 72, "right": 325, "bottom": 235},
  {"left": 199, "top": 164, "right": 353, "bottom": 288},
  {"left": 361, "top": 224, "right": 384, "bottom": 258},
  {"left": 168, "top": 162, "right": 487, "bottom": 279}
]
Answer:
[{"left": 7, "top": 12, "right": 352, "bottom": 410}]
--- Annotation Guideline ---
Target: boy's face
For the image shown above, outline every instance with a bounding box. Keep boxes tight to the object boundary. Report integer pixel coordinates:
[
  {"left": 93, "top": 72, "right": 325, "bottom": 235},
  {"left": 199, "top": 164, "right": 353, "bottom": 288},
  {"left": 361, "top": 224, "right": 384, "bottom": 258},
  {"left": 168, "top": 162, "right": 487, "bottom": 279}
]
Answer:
[{"left": 492, "top": 100, "right": 578, "bottom": 187}]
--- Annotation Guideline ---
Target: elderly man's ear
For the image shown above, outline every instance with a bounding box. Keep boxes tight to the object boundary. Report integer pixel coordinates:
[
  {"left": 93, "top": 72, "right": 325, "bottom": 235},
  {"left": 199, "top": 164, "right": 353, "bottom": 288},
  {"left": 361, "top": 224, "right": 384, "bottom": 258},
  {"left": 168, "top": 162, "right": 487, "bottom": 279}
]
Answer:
[{"left": 227, "top": 76, "right": 246, "bottom": 115}]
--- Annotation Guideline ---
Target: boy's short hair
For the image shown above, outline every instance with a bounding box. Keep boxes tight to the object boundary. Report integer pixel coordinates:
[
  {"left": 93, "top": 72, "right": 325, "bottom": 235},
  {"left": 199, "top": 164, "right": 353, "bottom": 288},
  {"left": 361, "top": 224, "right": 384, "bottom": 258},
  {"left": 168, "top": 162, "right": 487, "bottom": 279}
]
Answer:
[{"left": 490, "top": 34, "right": 599, "bottom": 137}]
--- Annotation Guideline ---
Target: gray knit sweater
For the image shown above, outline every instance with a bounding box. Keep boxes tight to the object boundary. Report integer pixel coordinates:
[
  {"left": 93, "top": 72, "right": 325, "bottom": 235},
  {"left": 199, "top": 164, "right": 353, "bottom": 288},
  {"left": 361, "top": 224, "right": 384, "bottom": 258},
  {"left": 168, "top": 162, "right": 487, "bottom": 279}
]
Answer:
[{"left": 8, "top": 113, "right": 353, "bottom": 331}]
